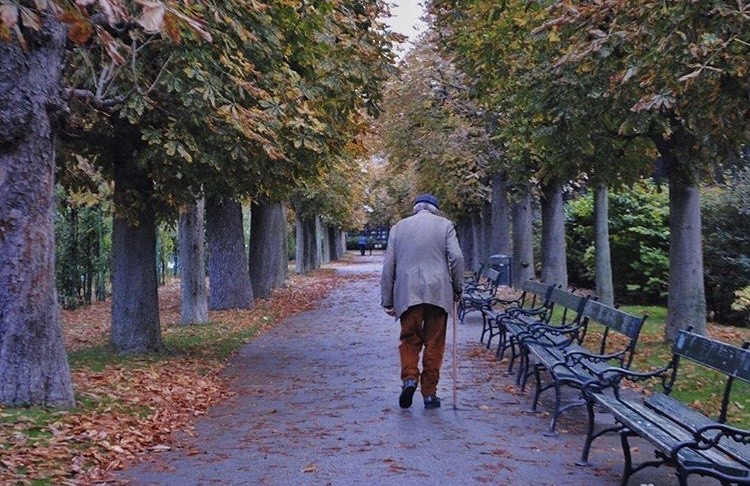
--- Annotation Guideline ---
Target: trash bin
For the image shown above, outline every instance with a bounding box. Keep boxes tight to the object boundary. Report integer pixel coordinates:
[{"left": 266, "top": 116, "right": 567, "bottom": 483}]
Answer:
[{"left": 489, "top": 253, "right": 512, "bottom": 287}]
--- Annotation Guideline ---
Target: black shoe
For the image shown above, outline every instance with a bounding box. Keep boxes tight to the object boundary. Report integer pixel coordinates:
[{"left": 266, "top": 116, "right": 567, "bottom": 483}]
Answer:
[
  {"left": 424, "top": 395, "right": 441, "bottom": 409},
  {"left": 399, "top": 379, "right": 417, "bottom": 409}
]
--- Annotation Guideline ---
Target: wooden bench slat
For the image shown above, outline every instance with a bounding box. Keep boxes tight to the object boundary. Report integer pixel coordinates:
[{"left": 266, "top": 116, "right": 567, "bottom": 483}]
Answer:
[
  {"left": 674, "top": 332, "right": 750, "bottom": 381},
  {"left": 646, "top": 394, "right": 750, "bottom": 467},
  {"left": 595, "top": 394, "right": 750, "bottom": 477}
]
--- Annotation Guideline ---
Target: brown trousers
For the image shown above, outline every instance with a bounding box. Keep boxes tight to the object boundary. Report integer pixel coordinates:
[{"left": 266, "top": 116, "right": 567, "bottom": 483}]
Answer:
[{"left": 399, "top": 303, "right": 447, "bottom": 397}]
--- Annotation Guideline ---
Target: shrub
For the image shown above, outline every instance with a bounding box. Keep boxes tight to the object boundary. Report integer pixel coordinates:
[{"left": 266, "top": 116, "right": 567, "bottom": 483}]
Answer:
[
  {"left": 702, "top": 170, "right": 750, "bottom": 325},
  {"left": 566, "top": 180, "right": 670, "bottom": 303}
]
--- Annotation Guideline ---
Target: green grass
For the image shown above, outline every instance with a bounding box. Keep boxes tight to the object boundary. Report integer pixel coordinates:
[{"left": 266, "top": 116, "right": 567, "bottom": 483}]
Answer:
[
  {"left": 67, "top": 317, "right": 266, "bottom": 372},
  {"left": 161, "top": 319, "right": 264, "bottom": 361}
]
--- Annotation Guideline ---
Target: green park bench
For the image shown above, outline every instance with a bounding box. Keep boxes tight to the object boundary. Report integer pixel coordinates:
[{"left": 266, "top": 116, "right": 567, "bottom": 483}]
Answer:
[{"left": 581, "top": 329, "right": 750, "bottom": 485}]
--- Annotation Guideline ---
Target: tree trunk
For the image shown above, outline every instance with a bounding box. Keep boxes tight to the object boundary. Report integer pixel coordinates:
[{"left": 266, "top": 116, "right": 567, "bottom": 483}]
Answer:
[
  {"left": 491, "top": 172, "right": 512, "bottom": 255},
  {"left": 0, "top": 16, "right": 74, "bottom": 406},
  {"left": 321, "top": 222, "right": 331, "bottom": 264},
  {"left": 206, "top": 197, "right": 254, "bottom": 310},
  {"left": 456, "top": 216, "right": 475, "bottom": 273},
  {"left": 511, "top": 185, "right": 535, "bottom": 287},
  {"left": 652, "top": 131, "right": 707, "bottom": 341},
  {"left": 594, "top": 184, "right": 615, "bottom": 306},
  {"left": 471, "top": 212, "right": 483, "bottom": 266},
  {"left": 111, "top": 156, "right": 162, "bottom": 354},
  {"left": 179, "top": 198, "right": 208, "bottom": 324},
  {"left": 249, "top": 201, "right": 287, "bottom": 299},
  {"left": 295, "top": 214, "right": 320, "bottom": 274},
  {"left": 665, "top": 171, "right": 707, "bottom": 340},
  {"left": 481, "top": 200, "right": 493, "bottom": 262},
  {"left": 540, "top": 181, "right": 568, "bottom": 287},
  {"left": 328, "top": 227, "right": 339, "bottom": 261}
]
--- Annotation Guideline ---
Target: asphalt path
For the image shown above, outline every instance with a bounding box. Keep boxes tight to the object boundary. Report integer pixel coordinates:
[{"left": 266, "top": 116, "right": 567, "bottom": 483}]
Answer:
[{"left": 117, "top": 254, "right": 715, "bottom": 485}]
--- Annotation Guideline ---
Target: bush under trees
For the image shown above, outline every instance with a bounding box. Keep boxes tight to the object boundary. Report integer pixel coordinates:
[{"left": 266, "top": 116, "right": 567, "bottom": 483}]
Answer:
[{"left": 566, "top": 180, "right": 670, "bottom": 304}]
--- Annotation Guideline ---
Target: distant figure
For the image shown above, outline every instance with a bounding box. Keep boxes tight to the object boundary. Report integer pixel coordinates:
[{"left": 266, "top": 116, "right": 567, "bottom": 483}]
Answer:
[
  {"left": 358, "top": 234, "right": 367, "bottom": 256},
  {"left": 380, "top": 193, "right": 464, "bottom": 409}
]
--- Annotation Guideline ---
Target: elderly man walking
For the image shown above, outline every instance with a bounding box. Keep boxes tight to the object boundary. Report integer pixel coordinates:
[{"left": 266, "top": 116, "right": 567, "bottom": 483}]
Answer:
[{"left": 380, "top": 193, "right": 465, "bottom": 409}]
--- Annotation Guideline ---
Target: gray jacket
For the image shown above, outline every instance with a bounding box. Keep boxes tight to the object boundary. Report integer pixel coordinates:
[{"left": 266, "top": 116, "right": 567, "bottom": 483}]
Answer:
[{"left": 380, "top": 210, "right": 465, "bottom": 319}]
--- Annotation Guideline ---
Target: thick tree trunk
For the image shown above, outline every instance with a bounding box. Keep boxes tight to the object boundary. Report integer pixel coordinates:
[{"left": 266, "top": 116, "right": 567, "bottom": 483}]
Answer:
[
  {"left": 511, "top": 185, "right": 535, "bottom": 287},
  {"left": 111, "top": 157, "right": 161, "bottom": 354},
  {"left": 295, "top": 214, "right": 320, "bottom": 274},
  {"left": 328, "top": 227, "right": 339, "bottom": 261},
  {"left": 471, "top": 212, "right": 483, "bottom": 266},
  {"left": 594, "top": 184, "right": 615, "bottom": 306},
  {"left": 206, "top": 197, "right": 254, "bottom": 310},
  {"left": 480, "top": 200, "right": 493, "bottom": 262},
  {"left": 321, "top": 222, "right": 331, "bottom": 264},
  {"left": 249, "top": 201, "right": 287, "bottom": 299},
  {"left": 665, "top": 173, "right": 707, "bottom": 340},
  {"left": 457, "top": 216, "right": 475, "bottom": 273},
  {"left": 490, "top": 172, "right": 511, "bottom": 255},
  {"left": 540, "top": 181, "right": 568, "bottom": 287},
  {"left": 179, "top": 198, "right": 208, "bottom": 324},
  {"left": 0, "top": 16, "right": 74, "bottom": 406},
  {"left": 653, "top": 131, "right": 707, "bottom": 341}
]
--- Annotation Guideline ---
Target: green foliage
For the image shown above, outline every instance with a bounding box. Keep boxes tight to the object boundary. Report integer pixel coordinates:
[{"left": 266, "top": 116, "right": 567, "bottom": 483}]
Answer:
[
  {"left": 374, "top": 40, "right": 492, "bottom": 219},
  {"left": 54, "top": 186, "right": 112, "bottom": 309},
  {"left": 702, "top": 170, "right": 750, "bottom": 325},
  {"left": 566, "top": 180, "right": 670, "bottom": 303}
]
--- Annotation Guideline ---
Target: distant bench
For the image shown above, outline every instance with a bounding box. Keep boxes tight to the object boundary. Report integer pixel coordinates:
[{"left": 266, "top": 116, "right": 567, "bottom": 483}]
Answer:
[{"left": 583, "top": 329, "right": 750, "bottom": 485}]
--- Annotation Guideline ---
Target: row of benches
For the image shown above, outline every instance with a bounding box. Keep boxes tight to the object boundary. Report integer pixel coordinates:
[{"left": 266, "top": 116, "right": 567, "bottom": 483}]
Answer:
[{"left": 460, "top": 273, "right": 750, "bottom": 485}]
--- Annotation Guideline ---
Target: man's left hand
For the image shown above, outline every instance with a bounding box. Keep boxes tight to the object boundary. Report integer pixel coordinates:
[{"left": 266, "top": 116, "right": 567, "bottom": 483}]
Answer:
[{"left": 384, "top": 306, "right": 396, "bottom": 317}]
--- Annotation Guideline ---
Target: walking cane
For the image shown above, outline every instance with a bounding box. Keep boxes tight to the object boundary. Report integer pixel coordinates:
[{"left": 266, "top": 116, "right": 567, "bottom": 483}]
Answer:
[{"left": 452, "top": 301, "right": 458, "bottom": 410}]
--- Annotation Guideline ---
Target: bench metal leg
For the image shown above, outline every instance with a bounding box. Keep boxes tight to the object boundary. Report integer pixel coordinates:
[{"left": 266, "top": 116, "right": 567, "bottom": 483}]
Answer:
[
  {"left": 530, "top": 364, "right": 543, "bottom": 412},
  {"left": 545, "top": 380, "right": 563, "bottom": 436},
  {"left": 619, "top": 429, "right": 666, "bottom": 486},
  {"left": 576, "top": 400, "right": 625, "bottom": 466}
]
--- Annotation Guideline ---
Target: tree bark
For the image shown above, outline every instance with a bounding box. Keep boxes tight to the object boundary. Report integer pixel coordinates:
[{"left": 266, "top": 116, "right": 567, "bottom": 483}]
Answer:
[
  {"left": 295, "top": 214, "right": 320, "bottom": 274},
  {"left": 653, "top": 131, "right": 707, "bottom": 341},
  {"left": 321, "top": 222, "right": 331, "bottom": 264},
  {"left": 328, "top": 226, "right": 339, "bottom": 261},
  {"left": 511, "top": 185, "right": 535, "bottom": 287},
  {"left": 111, "top": 155, "right": 161, "bottom": 354},
  {"left": 249, "top": 201, "right": 287, "bottom": 299},
  {"left": 206, "top": 197, "right": 254, "bottom": 310},
  {"left": 456, "top": 216, "right": 475, "bottom": 273},
  {"left": 665, "top": 170, "right": 707, "bottom": 340},
  {"left": 594, "top": 184, "right": 615, "bottom": 306},
  {"left": 481, "top": 200, "right": 493, "bottom": 262},
  {"left": 179, "top": 198, "right": 208, "bottom": 324},
  {"left": 540, "top": 181, "right": 568, "bottom": 287},
  {"left": 0, "top": 15, "right": 75, "bottom": 406},
  {"left": 470, "top": 212, "right": 483, "bottom": 266},
  {"left": 490, "top": 172, "right": 512, "bottom": 255}
]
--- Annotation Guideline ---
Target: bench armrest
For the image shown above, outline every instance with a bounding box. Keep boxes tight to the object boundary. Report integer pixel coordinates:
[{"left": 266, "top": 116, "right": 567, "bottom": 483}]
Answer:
[
  {"left": 564, "top": 349, "right": 626, "bottom": 366},
  {"left": 505, "top": 306, "right": 546, "bottom": 318},
  {"left": 521, "top": 322, "right": 583, "bottom": 342},
  {"left": 581, "top": 362, "right": 674, "bottom": 390},
  {"left": 670, "top": 424, "right": 750, "bottom": 477},
  {"left": 692, "top": 423, "right": 750, "bottom": 445}
]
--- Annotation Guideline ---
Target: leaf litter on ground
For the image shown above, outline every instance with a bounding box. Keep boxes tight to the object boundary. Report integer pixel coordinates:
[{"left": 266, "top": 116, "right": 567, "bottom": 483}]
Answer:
[{"left": 0, "top": 267, "right": 369, "bottom": 484}]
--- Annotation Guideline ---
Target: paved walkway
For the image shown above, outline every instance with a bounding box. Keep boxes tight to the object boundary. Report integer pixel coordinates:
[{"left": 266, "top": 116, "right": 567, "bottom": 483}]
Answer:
[{"left": 118, "top": 255, "right": 704, "bottom": 485}]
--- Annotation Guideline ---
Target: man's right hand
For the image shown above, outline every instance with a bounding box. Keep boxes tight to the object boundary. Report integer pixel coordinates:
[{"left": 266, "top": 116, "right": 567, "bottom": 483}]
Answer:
[{"left": 384, "top": 306, "right": 396, "bottom": 317}]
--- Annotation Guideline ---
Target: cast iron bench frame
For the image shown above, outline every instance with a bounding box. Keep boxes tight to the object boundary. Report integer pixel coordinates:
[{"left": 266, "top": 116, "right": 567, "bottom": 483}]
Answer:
[
  {"left": 513, "top": 297, "right": 646, "bottom": 435},
  {"left": 581, "top": 329, "right": 750, "bottom": 485}
]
